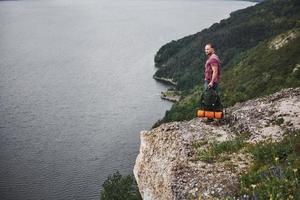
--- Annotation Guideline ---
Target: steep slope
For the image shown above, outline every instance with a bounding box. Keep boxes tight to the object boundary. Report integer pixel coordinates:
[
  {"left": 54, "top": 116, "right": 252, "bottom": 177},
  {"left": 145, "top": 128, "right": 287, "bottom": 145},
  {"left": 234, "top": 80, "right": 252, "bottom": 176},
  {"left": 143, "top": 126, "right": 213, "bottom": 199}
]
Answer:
[
  {"left": 153, "top": 0, "right": 300, "bottom": 126},
  {"left": 154, "top": 0, "right": 299, "bottom": 91},
  {"left": 221, "top": 28, "right": 300, "bottom": 106}
]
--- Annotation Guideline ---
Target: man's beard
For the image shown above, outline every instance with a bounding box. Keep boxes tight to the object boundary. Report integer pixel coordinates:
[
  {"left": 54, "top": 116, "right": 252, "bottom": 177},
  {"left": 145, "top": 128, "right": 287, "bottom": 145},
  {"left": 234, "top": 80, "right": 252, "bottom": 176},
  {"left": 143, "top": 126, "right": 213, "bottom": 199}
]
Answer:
[{"left": 206, "top": 52, "right": 212, "bottom": 56}]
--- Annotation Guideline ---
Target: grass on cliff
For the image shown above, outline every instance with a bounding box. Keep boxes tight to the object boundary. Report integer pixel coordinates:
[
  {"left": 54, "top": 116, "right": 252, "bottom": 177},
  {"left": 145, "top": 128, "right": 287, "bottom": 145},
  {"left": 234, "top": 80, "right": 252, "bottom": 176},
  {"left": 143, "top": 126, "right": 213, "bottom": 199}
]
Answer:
[
  {"left": 193, "top": 132, "right": 251, "bottom": 163},
  {"left": 235, "top": 131, "right": 300, "bottom": 200},
  {"left": 194, "top": 130, "right": 300, "bottom": 199}
]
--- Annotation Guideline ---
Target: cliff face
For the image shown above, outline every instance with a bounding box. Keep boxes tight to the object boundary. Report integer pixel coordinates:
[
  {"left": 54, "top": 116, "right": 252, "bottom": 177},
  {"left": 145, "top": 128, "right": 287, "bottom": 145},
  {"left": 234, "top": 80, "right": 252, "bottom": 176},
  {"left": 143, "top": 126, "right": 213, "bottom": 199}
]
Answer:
[{"left": 133, "top": 88, "right": 300, "bottom": 200}]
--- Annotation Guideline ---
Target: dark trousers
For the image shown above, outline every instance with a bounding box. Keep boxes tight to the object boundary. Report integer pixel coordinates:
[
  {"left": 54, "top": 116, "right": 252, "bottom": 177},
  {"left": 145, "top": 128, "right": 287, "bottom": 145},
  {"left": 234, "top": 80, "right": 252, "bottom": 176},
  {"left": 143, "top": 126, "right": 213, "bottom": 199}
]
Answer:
[{"left": 204, "top": 80, "right": 220, "bottom": 95}]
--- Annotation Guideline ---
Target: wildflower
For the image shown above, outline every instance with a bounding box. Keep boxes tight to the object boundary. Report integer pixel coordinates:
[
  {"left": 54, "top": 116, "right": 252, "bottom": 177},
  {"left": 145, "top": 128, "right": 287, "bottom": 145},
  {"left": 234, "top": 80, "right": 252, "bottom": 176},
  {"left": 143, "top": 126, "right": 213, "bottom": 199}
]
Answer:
[
  {"left": 251, "top": 184, "right": 256, "bottom": 189},
  {"left": 293, "top": 168, "right": 298, "bottom": 173},
  {"left": 275, "top": 157, "right": 279, "bottom": 162}
]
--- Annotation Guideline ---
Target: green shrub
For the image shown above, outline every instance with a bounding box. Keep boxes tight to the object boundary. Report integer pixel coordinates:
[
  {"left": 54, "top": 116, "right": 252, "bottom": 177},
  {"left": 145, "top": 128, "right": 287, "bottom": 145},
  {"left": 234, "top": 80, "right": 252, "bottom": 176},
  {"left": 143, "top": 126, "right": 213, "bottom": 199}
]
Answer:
[{"left": 100, "top": 171, "right": 142, "bottom": 200}]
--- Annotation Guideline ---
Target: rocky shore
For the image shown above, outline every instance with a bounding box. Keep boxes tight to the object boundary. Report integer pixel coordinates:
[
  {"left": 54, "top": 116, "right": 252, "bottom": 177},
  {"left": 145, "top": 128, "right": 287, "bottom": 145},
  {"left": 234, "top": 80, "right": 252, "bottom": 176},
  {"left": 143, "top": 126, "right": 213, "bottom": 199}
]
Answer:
[
  {"left": 153, "top": 75, "right": 177, "bottom": 86},
  {"left": 161, "top": 90, "right": 181, "bottom": 102}
]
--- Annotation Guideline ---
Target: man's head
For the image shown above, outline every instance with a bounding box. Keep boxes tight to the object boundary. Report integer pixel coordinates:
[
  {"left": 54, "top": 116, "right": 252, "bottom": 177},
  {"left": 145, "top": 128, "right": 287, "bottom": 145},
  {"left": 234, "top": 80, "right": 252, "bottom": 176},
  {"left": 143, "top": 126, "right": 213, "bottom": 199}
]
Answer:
[{"left": 205, "top": 43, "right": 215, "bottom": 56}]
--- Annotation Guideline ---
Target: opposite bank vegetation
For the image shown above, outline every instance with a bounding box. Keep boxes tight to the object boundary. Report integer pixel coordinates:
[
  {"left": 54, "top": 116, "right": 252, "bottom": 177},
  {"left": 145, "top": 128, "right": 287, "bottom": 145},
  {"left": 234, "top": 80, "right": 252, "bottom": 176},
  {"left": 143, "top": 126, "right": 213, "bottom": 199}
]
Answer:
[{"left": 100, "top": 0, "right": 300, "bottom": 199}]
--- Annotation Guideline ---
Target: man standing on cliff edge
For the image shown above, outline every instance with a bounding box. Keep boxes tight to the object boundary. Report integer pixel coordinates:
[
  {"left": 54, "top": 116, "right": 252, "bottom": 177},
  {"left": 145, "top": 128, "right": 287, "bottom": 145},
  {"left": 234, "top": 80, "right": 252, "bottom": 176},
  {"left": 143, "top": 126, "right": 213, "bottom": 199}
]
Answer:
[
  {"left": 204, "top": 43, "right": 221, "bottom": 92},
  {"left": 202, "top": 43, "right": 222, "bottom": 123}
]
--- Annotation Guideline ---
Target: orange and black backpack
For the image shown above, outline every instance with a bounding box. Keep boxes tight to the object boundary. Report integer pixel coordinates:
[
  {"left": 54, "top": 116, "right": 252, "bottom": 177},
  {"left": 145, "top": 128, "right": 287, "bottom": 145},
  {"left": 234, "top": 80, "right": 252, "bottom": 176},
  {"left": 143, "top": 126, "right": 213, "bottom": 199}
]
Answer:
[{"left": 197, "top": 88, "right": 223, "bottom": 119}]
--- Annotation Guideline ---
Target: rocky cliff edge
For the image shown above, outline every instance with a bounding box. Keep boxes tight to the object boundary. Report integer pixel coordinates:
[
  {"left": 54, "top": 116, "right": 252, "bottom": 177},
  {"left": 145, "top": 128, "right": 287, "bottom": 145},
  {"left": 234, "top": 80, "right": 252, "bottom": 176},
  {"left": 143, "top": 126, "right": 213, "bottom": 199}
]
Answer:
[{"left": 133, "top": 88, "right": 300, "bottom": 200}]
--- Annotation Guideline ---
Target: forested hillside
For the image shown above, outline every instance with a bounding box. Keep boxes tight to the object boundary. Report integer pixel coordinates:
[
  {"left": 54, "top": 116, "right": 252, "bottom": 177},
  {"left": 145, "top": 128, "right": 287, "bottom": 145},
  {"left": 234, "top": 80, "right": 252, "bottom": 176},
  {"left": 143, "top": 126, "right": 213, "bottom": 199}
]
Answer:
[{"left": 153, "top": 0, "right": 300, "bottom": 127}]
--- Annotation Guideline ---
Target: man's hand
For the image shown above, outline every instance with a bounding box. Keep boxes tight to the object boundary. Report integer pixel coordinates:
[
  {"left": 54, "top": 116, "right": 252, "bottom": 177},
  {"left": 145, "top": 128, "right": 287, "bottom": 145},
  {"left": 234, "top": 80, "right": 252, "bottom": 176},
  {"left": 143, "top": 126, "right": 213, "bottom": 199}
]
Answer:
[{"left": 208, "top": 82, "right": 214, "bottom": 88}]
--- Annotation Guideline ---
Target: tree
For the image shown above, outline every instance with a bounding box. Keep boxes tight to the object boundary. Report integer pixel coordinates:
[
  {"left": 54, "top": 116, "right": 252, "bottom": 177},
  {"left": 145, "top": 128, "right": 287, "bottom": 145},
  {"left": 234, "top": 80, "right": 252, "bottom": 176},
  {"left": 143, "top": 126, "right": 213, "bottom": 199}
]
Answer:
[{"left": 100, "top": 171, "right": 142, "bottom": 200}]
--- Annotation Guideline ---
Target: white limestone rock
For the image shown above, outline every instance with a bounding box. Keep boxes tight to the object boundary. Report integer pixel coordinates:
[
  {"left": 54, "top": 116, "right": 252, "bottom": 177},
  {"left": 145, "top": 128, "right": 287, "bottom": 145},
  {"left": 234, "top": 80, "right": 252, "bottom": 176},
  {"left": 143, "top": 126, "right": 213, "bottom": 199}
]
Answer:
[{"left": 134, "top": 88, "right": 300, "bottom": 200}]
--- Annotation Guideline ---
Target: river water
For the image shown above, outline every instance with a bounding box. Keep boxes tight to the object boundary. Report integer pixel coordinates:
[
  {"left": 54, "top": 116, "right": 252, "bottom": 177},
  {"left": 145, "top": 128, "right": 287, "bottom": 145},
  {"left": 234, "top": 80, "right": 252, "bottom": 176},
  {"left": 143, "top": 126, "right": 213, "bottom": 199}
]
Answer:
[{"left": 0, "top": 0, "right": 255, "bottom": 199}]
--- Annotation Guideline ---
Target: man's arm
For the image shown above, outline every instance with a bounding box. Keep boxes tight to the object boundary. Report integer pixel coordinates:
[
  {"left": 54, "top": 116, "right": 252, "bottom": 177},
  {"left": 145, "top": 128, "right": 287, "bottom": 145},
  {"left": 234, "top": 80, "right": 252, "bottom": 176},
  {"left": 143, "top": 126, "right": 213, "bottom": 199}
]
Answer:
[{"left": 208, "top": 64, "right": 218, "bottom": 88}]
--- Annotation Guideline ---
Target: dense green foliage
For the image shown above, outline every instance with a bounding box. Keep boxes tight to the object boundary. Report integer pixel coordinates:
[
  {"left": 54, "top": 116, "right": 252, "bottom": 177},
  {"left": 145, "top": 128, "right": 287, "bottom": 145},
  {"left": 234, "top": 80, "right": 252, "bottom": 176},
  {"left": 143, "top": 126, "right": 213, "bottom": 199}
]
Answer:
[
  {"left": 100, "top": 171, "right": 142, "bottom": 200},
  {"left": 221, "top": 29, "right": 300, "bottom": 107},
  {"left": 153, "top": 0, "right": 300, "bottom": 126}
]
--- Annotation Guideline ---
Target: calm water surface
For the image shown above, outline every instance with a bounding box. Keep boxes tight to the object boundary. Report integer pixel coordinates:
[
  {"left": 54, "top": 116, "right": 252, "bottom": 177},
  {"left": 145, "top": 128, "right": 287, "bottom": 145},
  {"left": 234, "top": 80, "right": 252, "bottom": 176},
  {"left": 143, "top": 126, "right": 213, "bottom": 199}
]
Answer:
[{"left": 0, "top": 0, "right": 255, "bottom": 199}]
